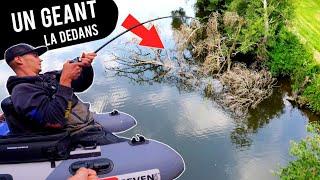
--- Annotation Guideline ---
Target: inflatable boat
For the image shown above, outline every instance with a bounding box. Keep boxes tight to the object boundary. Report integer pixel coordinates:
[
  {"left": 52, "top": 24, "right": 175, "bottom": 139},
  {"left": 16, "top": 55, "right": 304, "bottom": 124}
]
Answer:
[
  {"left": 0, "top": 110, "right": 136, "bottom": 136},
  {"left": 0, "top": 100, "right": 185, "bottom": 180}
]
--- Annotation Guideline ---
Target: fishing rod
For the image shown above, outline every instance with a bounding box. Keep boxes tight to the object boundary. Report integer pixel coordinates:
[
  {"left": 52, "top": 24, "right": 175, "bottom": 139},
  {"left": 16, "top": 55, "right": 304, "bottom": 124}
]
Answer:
[{"left": 71, "top": 15, "right": 195, "bottom": 62}]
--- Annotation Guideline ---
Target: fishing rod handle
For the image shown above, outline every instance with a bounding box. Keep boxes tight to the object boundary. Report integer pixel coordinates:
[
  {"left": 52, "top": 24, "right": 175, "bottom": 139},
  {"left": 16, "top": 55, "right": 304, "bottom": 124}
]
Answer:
[{"left": 69, "top": 56, "right": 81, "bottom": 63}]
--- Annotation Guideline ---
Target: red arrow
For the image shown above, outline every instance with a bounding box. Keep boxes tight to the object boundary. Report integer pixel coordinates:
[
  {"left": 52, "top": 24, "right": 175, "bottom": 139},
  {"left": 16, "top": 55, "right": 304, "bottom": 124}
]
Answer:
[{"left": 121, "top": 14, "right": 164, "bottom": 49}]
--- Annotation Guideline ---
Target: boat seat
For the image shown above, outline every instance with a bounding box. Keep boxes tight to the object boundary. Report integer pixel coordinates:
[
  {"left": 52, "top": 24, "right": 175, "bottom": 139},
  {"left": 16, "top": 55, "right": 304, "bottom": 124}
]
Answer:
[
  {"left": 1, "top": 97, "right": 14, "bottom": 118},
  {"left": 1, "top": 97, "right": 16, "bottom": 134},
  {"left": 1, "top": 97, "right": 45, "bottom": 134}
]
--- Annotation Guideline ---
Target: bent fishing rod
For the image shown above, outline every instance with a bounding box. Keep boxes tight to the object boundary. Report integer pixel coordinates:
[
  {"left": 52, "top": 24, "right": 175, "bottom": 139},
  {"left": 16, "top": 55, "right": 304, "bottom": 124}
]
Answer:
[{"left": 71, "top": 15, "right": 195, "bottom": 62}]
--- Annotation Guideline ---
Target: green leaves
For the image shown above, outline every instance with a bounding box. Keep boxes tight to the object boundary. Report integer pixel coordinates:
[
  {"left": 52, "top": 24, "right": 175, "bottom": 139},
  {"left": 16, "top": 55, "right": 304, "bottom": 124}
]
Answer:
[
  {"left": 196, "top": 0, "right": 293, "bottom": 60},
  {"left": 303, "top": 75, "right": 320, "bottom": 112},
  {"left": 194, "top": 0, "right": 320, "bottom": 113},
  {"left": 268, "top": 28, "right": 320, "bottom": 112},
  {"left": 268, "top": 29, "right": 313, "bottom": 76},
  {"left": 278, "top": 123, "right": 320, "bottom": 179}
]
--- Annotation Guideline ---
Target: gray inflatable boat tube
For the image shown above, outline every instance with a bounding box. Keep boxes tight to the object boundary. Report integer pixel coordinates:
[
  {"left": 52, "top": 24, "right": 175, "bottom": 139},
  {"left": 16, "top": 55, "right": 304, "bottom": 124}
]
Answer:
[
  {"left": 93, "top": 110, "right": 137, "bottom": 133},
  {"left": 47, "top": 139, "right": 185, "bottom": 180},
  {"left": 0, "top": 111, "right": 184, "bottom": 179},
  {"left": 0, "top": 139, "right": 185, "bottom": 180},
  {"left": 0, "top": 110, "right": 136, "bottom": 136}
]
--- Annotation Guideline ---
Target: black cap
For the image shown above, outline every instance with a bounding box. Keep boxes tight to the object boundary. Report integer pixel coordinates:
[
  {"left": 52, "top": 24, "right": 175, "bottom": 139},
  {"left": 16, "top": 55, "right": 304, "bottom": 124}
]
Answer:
[{"left": 4, "top": 43, "right": 48, "bottom": 64}]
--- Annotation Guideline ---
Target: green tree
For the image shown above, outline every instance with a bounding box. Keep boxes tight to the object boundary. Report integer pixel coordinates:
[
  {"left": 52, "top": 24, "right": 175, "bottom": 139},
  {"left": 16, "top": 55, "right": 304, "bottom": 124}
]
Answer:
[
  {"left": 171, "top": 8, "right": 188, "bottom": 30},
  {"left": 228, "top": 0, "right": 293, "bottom": 60},
  {"left": 195, "top": 0, "right": 231, "bottom": 21},
  {"left": 195, "top": 0, "right": 293, "bottom": 61},
  {"left": 278, "top": 123, "right": 320, "bottom": 179}
]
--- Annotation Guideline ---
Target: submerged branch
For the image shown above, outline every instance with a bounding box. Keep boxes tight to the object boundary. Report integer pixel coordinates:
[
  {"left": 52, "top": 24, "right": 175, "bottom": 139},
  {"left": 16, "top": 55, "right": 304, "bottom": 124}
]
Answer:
[{"left": 218, "top": 64, "right": 276, "bottom": 116}]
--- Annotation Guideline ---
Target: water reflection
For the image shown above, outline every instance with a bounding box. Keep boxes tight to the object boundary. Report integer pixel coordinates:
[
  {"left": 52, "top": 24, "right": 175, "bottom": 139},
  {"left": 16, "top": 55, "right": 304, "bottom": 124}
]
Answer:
[
  {"left": 230, "top": 85, "right": 285, "bottom": 149},
  {"left": 102, "top": 30, "right": 311, "bottom": 155},
  {"left": 174, "top": 95, "right": 233, "bottom": 139},
  {"left": 104, "top": 47, "right": 296, "bottom": 152},
  {"left": 0, "top": 0, "right": 317, "bottom": 179},
  {"left": 106, "top": 46, "right": 316, "bottom": 155},
  {"left": 102, "top": 16, "right": 287, "bottom": 151},
  {"left": 104, "top": 43, "right": 201, "bottom": 94}
]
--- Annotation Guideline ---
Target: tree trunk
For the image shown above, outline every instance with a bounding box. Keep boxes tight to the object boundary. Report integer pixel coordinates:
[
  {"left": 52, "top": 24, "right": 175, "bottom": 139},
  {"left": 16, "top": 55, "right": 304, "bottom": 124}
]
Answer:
[
  {"left": 262, "top": 0, "right": 269, "bottom": 43},
  {"left": 227, "top": 21, "right": 243, "bottom": 71}
]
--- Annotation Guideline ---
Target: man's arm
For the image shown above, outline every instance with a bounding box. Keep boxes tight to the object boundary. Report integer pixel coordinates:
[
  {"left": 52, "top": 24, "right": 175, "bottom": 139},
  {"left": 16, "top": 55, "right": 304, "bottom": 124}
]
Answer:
[{"left": 11, "top": 60, "right": 83, "bottom": 129}]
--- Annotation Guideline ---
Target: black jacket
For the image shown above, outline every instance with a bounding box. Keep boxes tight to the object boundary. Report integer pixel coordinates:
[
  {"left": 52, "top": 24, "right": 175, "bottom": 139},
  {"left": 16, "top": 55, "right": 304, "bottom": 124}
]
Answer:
[{"left": 5, "top": 66, "right": 94, "bottom": 133}]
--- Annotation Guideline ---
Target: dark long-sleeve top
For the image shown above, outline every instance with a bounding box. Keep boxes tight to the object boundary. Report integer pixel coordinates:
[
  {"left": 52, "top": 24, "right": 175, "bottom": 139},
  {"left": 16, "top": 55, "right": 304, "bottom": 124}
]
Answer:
[{"left": 5, "top": 66, "right": 94, "bottom": 131}]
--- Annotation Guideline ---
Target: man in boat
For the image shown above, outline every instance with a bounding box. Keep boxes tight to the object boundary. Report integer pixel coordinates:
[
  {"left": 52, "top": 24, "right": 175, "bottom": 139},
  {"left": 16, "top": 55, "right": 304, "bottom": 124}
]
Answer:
[{"left": 1, "top": 43, "right": 117, "bottom": 144}]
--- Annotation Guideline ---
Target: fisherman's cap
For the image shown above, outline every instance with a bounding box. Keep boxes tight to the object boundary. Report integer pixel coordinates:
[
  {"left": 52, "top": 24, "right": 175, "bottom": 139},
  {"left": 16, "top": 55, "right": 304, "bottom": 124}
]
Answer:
[{"left": 4, "top": 43, "right": 48, "bottom": 64}]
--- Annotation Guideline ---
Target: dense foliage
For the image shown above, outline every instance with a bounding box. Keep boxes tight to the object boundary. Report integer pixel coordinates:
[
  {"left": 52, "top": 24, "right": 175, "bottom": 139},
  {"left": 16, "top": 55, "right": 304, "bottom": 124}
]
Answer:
[
  {"left": 194, "top": 0, "right": 320, "bottom": 113},
  {"left": 278, "top": 123, "right": 320, "bottom": 179},
  {"left": 193, "top": 1, "right": 320, "bottom": 178},
  {"left": 196, "top": 0, "right": 293, "bottom": 60},
  {"left": 268, "top": 27, "right": 320, "bottom": 111},
  {"left": 303, "top": 75, "right": 320, "bottom": 112}
]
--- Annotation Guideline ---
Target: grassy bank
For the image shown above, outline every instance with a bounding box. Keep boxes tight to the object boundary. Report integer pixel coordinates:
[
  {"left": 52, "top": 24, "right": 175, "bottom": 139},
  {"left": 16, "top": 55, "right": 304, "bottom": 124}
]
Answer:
[
  {"left": 292, "top": 0, "right": 320, "bottom": 112},
  {"left": 269, "top": 0, "right": 320, "bottom": 112},
  {"left": 272, "top": 1, "right": 320, "bottom": 178},
  {"left": 292, "top": 0, "right": 320, "bottom": 62}
]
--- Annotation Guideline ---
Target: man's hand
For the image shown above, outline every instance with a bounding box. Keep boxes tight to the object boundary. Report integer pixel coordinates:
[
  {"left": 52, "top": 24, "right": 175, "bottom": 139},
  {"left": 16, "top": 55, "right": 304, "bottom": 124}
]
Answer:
[
  {"left": 68, "top": 168, "right": 98, "bottom": 180},
  {"left": 80, "top": 52, "right": 97, "bottom": 67},
  {"left": 59, "top": 52, "right": 96, "bottom": 87},
  {"left": 60, "top": 61, "right": 83, "bottom": 87},
  {"left": 0, "top": 113, "right": 5, "bottom": 122}
]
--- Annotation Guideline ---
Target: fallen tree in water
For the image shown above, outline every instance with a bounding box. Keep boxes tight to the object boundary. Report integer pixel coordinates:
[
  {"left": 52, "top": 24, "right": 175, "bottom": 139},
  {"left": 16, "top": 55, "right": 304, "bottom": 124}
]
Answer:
[
  {"left": 105, "top": 42, "right": 201, "bottom": 92},
  {"left": 173, "top": 13, "right": 244, "bottom": 74},
  {"left": 173, "top": 13, "right": 276, "bottom": 116},
  {"left": 218, "top": 64, "right": 275, "bottom": 116},
  {"left": 105, "top": 13, "right": 276, "bottom": 116},
  {"left": 105, "top": 46, "right": 171, "bottom": 84}
]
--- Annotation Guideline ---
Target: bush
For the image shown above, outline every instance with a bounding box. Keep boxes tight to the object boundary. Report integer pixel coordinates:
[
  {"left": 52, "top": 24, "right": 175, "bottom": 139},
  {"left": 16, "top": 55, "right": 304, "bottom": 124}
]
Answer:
[
  {"left": 268, "top": 28, "right": 320, "bottom": 112},
  {"left": 278, "top": 123, "right": 320, "bottom": 179},
  {"left": 268, "top": 29, "right": 314, "bottom": 78},
  {"left": 303, "top": 75, "right": 320, "bottom": 112}
]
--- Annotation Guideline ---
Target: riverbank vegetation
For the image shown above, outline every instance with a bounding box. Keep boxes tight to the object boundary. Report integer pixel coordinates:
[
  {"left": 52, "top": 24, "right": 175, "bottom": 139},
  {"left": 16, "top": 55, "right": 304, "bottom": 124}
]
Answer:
[
  {"left": 268, "top": 28, "right": 320, "bottom": 112},
  {"left": 107, "top": 0, "right": 320, "bottom": 177},
  {"left": 288, "top": 0, "right": 320, "bottom": 112},
  {"left": 292, "top": 0, "right": 320, "bottom": 62},
  {"left": 105, "top": 1, "right": 320, "bottom": 175},
  {"left": 109, "top": 0, "right": 319, "bottom": 116},
  {"left": 171, "top": 0, "right": 320, "bottom": 115},
  {"left": 188, "top": 0, "right": 320, "bottom": 178},
  {"left": 171, "top": 0, "right": 288, "bottom": 115},
  {"left": 277, "top": 122, "right": 320, "bottom": 179}
]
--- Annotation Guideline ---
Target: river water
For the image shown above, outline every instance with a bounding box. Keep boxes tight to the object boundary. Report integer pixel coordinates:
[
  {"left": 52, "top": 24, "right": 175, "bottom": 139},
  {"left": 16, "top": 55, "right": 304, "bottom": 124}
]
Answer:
[{"left": 0, "top": 0, "right": 316, "bottom": 179}]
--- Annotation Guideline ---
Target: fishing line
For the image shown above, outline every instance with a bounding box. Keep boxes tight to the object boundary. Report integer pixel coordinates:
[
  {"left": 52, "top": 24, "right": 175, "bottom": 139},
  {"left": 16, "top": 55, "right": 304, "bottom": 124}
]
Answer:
[
  {"left": 94, "top": 15, "right": 195, "bottom": 53},
  {"left": 72, "top": 15, "right": 196, "bottom": 62}
]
